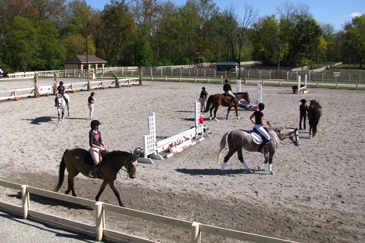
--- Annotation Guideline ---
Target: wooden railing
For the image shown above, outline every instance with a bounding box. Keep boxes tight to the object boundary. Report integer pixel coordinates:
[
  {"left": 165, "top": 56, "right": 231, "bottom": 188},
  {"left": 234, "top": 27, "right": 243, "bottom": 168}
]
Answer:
[
  {"left": 0, "top": 78, "right": 140, "bottom": 101},
  {"left": 0, "top": 179, "right": 296, "bottom": 243}
]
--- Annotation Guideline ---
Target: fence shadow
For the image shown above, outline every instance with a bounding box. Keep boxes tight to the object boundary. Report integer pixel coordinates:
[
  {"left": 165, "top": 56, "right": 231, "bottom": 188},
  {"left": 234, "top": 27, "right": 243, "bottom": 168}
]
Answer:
[
  {"left": 7, "top": 192, "right": 92, "bottom": 210},
  {"left": 175, "top": 168, "right": 255, "bottom": 176}
]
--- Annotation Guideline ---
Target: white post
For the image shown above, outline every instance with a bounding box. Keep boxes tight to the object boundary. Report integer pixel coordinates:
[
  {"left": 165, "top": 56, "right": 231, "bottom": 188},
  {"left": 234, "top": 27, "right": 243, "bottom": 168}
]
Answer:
[
  {"left": 191, "top": 222, "right": 201, "bottom": 243},
  {"left": 236, "top": 80, "right": 241, "bottom": 92},
  {"left": 257, "top": 84, "right": 262, "bottom": 103},
  {"left": 21, "top": 185, "right": 29, "bottom": 219},
  {"left": 298, "top": 75, "right": 301, "bottom": 95},
  {"left": 95, "top": 202, "right": 104, "bottom": 241},
  {"left": 304, "top": 74, "right": 308, "bottom": 88}
]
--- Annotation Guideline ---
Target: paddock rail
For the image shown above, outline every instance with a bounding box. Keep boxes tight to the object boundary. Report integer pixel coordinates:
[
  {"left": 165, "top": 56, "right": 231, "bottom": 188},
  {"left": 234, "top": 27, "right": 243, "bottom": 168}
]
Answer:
[{"left": 0, "top": 179, "right": 297, "bottom": 243}]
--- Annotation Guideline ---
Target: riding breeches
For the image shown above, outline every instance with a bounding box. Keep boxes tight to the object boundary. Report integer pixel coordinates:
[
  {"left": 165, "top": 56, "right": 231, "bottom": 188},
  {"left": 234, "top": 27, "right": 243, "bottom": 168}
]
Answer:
[
  {"left": 225, "top": 91, "right": 235, "bottom": 100},
  {"left": 90, "top": 147, "right": 101, "bottom": 165},
  {"left": 253, "top": 124, "right": 271, "bottom": 141},
  {"left": 199, "top": 98, "right": 206, "bottom": 111},
  {"left": 88, "top": 103, "right": 94, "bottom": 119}
]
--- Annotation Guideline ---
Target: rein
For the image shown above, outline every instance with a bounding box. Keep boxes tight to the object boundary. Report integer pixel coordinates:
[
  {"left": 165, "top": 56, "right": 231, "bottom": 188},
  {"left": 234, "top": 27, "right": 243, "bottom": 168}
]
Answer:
[{"left": 118, "top": 160, "right": 133, "bottom": 180}]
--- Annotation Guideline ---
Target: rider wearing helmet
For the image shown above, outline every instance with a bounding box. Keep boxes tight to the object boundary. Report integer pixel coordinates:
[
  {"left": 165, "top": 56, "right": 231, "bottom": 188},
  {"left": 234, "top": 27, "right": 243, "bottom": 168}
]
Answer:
[
  {"left": 87, "top": 120, "right": 108, "bottom": 178},
  {"left": 54, "top": 81, "right": 69, "bottom": 106},
  {"left": 223, "top": 79, "right": 236, "bottom": 107},
  {"left": 249, "top": 103, "right": 271, "bottom": 153}
]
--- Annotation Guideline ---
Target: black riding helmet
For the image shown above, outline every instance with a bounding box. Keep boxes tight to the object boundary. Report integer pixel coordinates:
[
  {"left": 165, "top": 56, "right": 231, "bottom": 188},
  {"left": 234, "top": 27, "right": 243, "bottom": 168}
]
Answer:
[
  {"left": 59, "top": 81, "right": 64, "bottom": 85},
  {"left": 224, "top": 79, "right": 229, "bottom": 83},
  {"left": 91, "top": 120, "right": 101, "bottom": 129},
  {"left": 258, "top": 103, "right": 265, "bottom": 111}
]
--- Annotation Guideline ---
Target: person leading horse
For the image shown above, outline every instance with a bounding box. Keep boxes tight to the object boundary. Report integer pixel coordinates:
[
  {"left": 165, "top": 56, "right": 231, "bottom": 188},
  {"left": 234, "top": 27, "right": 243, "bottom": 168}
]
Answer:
[{"left": 223, "top": 79, "right": 236, "bottom": 107}]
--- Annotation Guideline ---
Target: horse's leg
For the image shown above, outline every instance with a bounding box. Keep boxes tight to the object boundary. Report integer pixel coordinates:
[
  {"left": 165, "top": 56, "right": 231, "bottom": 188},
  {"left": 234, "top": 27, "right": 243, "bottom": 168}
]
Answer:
[
  {"left": 234, "top": 104, "right": 239, "bottom": 119},
  {"left": 213, "top": 107, "right": 219, "bottom": 121},
  {"left": 209, "top": 107, "right": 214, "bottom": 120},
  {"left": 257, "top": 153, "right": 269, "bottom": 171},
  {"left": 226, "top": 106, "right": 231, "bottom": 120},
  {"left": 110, "top": 181, "right": 124, "bottom": 207},
  {"left": 220, "top": 148, "right": 237, "bottom": 174},
  {"left": 268, "top": 151, "right": 275, "bottom": 175},
  {"left": 65, "top": 175, "right": 77, "bottom": 196},
  {"left": 237, "top": 147, "right": 252, "bottom": 173},
  {"left": 95, "top": 180, "right": 108, "bottom": 202}
]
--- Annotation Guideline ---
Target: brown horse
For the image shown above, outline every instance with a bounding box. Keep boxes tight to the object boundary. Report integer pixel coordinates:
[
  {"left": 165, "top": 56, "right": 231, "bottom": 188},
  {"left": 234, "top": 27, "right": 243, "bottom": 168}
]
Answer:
[
  {"left": 308, "top": 100, "right": 322, "bottom": 138},
  {"left": 204, "top": 92, "right": 250, "bottom": 120},
  {"left": 53, "top": 148, "right": 138, "bottom": 207}
]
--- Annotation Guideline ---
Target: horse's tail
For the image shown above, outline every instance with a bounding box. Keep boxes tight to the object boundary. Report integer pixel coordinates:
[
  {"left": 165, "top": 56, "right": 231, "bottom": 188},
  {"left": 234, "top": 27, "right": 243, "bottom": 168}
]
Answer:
[
  {"left": 217, "top": 132, "right": 230, "bottom": 163},
  {"left": 312, "top": 107, "right": 319, "bottom": 136},
  {"left": 53, "top": 149, "right": 68, "bottom": 192},
  {"left": 204, "top": 95, "right": 214, "bottom": 112}
]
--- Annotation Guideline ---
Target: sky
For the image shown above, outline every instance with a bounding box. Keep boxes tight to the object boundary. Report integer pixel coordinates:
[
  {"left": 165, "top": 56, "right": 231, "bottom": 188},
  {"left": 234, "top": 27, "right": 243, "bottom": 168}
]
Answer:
[{"left": 86, "top": 0, "right": 364, "bottom": 31}]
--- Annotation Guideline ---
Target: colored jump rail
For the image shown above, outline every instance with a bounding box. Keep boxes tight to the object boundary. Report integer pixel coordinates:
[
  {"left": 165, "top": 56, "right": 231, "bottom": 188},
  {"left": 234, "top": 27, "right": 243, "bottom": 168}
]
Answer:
[{"left": 137, "top": 101, "right": 211, "bottom": 164}]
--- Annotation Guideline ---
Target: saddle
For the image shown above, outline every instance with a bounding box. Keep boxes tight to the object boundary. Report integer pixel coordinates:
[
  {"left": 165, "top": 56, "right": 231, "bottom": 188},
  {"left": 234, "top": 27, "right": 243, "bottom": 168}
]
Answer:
[
  {"left": 85, "top": 150, "right": 109, "bottom": 165},
  {"left": 222, "top": 93, "right": 234, "bottom": 100},
  {"left": 248, "top": 127, "right": 269, "bottom": 145}
]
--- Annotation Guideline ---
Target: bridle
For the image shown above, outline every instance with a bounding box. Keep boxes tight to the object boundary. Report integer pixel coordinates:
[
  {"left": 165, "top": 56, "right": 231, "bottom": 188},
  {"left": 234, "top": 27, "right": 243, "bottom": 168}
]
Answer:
[
  {"left": 120, "top": 157, "right": 137, "bottom": 179},
  {"left": 289, "top": 129, "right": 300, "bottom": 146}
]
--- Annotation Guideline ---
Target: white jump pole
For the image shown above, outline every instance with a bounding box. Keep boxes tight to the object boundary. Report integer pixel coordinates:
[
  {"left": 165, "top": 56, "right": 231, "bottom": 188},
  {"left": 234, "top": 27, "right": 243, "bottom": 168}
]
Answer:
[
  {"left": 257, "top": 84, "right": 262, "bottom": 103},
  {"left": 236, "top": 80, "right": 241, "bottom": 92},
  {"left": 298, "top": 76, "right": 301, "bottom": 95}
]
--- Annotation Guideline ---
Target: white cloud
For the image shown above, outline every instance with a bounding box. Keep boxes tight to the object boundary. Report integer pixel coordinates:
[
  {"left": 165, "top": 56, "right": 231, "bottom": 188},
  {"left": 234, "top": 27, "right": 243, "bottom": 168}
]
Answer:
[{"left": 346, "top": 12, "right": 362, "bottom": 18}]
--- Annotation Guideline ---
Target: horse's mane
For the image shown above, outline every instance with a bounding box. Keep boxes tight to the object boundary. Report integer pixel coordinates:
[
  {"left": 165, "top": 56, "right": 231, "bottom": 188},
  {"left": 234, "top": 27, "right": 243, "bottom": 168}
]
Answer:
[
  {"left": 272, "top": 126, "right": 297, "bottom": 133},
  {"left": 100, "top": 150, "right": 136, "bottom": 165}
]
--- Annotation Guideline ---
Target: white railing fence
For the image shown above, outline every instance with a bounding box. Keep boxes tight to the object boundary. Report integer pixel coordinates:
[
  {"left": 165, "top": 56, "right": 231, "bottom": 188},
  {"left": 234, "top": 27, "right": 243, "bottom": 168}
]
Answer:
[
  {"left": 0, "top": 180, "right": 296, "bottom": 243},
  {"left": 0, "top": 78, "right": 140, "bottom": 101}
]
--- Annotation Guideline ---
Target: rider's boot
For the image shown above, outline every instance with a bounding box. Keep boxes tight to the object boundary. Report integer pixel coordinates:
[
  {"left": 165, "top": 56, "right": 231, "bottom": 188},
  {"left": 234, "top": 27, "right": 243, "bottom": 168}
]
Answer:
[
  {"left": 258, "top": 139, "right": 269, "bottom": 153},
  {"left": 87, "top": 164, "right": 97, "bottom": 178},
  {"left": 230, "top": 99, "right": 235, "bottom": 107}
]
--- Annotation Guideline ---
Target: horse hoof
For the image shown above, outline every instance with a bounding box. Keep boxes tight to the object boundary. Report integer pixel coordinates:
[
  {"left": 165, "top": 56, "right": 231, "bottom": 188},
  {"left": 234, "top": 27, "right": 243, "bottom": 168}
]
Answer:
[
  {"left": 270, "top": 171, "right": 275, "bottom": 175},
  {"left": 220, "top": 170, "right": 226, "bottom": 175},
  {"left": 246, "top": 169, "right": 254, "bottom": 174}
]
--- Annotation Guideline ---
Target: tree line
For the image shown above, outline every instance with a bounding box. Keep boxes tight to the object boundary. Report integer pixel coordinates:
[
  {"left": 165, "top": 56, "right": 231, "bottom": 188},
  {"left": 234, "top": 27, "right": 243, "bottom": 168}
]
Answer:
[{"left": 0, "top": 0, "right": 364, "bottom": 72}]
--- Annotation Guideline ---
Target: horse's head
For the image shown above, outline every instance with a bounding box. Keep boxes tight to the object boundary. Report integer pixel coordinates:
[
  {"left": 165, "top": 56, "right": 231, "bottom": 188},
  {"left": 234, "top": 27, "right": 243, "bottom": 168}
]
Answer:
[
  {"left": 274, "top": 126, "right": 300, "bottom": 146},
  {"left": 288, "top": 128, "right": 300, "bottom": 146},
  {"left": 236, "top": 92, "right": 250, "bottom": 103},
  {"left": 126, "top": 154, "right": 138, "bottom": 179}
]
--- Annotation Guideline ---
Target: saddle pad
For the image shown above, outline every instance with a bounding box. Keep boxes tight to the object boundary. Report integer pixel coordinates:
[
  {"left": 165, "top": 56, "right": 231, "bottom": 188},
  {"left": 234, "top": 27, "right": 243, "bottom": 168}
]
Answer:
[{"left": 249, "top": 131, "right": 263, "bottom": 145}]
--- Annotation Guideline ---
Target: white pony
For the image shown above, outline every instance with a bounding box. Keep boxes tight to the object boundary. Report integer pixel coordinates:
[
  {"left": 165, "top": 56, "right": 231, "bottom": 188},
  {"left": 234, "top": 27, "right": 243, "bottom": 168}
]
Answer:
[{"left": 56, "top": 94, "right": 70, "bottom": 123}]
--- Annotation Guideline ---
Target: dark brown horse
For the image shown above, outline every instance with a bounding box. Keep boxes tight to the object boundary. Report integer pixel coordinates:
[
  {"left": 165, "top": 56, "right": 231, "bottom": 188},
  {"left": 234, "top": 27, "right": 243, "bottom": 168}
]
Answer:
[
  {"left": 53, "top": 148, "right": 138, "bottom": 207},
  {"left": 204, "top": 92, "right": 250, "bottom": 120},
  {"left": 308, "top": 100, "right": 322, "bottom": 138}
]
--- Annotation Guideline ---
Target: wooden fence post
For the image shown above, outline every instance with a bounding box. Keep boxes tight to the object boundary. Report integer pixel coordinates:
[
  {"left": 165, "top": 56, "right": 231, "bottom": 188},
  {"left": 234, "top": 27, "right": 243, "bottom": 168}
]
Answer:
[
  {"left": 21, "top": 185, "right": 29, "bottom": 219},
  {"left": 95, "top": 202, "right": 104, "bottom": 241},
  {"left": 191, "top": 222, "right": 201, "bottom": 243}
]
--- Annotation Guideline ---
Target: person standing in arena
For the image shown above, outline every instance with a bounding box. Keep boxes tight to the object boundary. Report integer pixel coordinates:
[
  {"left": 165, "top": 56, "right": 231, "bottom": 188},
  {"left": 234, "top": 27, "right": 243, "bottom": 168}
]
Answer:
[{"left": 88, "top": 92, "right": 96, "bottom": 120}]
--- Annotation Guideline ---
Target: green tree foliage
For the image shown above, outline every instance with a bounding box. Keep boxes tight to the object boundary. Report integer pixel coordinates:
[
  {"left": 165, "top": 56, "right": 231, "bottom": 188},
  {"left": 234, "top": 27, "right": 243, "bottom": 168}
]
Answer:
[
  {"left": 1, "top": 17, "right": 40, "bottom": 71},
  {"left": 99, "top": 0, "right": 138, "bottom": 66},
  {"left": 286, "top": 16, "right": 322, "bottom": 66},
  {"left": 251, "top": 15, "right": 279, "bottom": 65},
  {"left": 343, "top": 14, "right": 365, "bottom": 68},
  {"left": 0, "top": 0, "right": 361, "bottom": 72}
]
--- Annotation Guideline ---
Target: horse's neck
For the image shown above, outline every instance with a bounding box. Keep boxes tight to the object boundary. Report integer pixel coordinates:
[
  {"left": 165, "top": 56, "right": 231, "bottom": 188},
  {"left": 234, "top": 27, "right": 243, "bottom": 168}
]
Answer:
[{"left": 276, "top": 128, "right": 294, "bottom": 140}]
